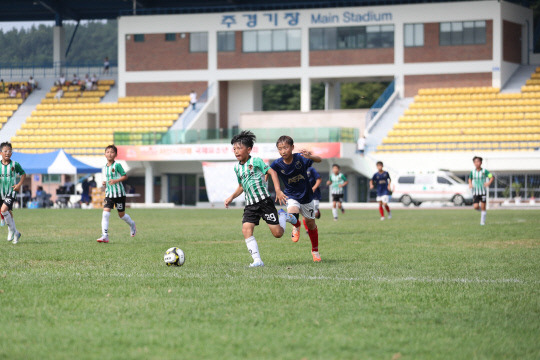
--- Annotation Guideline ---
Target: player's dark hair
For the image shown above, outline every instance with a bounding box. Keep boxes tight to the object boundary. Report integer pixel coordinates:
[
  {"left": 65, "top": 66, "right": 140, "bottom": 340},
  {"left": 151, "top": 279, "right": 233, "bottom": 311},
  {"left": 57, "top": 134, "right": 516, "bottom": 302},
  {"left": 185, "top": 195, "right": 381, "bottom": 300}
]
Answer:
[
  {"left": 231, "top": 130, "right": 256, "bottom": 149},
  {"left": 376, "top": 161, "right": 383, "bottom": 166},
  {"left": 105, "top": 144, "right": 118, "bottom": 154},
  {"left": 276, "top": 135, "right": 294, "bottom": 147},
  {"left": 473, "top": 156, "right": 483, "bottom": 163},
  {"left": 0, "top": 142, "right": 12, "bottom": 151},
  {"left": 332, "top": 164, "right": 340, "bottom": 169}
]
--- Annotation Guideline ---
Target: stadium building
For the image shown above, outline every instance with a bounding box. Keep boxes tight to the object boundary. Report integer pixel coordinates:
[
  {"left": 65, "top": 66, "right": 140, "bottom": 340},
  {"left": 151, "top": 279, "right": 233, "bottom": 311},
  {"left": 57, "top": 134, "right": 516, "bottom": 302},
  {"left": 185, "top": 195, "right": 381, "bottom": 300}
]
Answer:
[{"left": 0, "top": 0, "right": 538, "bottom": 206}]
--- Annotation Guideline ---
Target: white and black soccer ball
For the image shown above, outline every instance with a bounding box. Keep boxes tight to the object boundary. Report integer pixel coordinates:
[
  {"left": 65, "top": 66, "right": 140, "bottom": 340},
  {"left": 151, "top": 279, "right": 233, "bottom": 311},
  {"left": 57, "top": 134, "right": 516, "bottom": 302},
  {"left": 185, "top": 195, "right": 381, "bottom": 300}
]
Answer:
[{"left": 164, "top": 247, "right": 185, "bottom": 267}]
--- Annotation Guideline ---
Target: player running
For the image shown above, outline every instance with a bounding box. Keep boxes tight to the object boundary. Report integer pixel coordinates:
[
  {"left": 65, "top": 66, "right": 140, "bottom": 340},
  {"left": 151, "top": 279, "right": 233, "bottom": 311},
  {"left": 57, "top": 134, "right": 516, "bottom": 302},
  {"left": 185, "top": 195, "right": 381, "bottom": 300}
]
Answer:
[
  {"left": 468, "top": 156, "right": 494, "bottom": 226},
  {"left": 271, "top": 135, "right": 322, "bottom": 262},
  {"left": 327, "top": 164, "right": 348, "bottom": 221},
  {"left": 225, "top": 131, "right": 296, "bottom": 267},
  {"left": 97, "top": 145, "right": 136, "bottom": 243},
  {"left": 0, "top": 142, "right": 25, "bottom": 244},
  {"left": 302, "top": 166, "right": 322, "bottom": 233},
  {"left": 370, "top": 161, "right": 392, "bottom": 221}
]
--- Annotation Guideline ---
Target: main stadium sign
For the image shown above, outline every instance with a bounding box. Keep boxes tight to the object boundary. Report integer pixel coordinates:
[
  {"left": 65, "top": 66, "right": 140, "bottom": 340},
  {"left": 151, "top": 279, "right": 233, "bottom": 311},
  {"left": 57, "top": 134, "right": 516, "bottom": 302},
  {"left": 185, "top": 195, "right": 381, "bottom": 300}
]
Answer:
[{"left": 311, "top": 11, "right": 393, "bottom": 24}]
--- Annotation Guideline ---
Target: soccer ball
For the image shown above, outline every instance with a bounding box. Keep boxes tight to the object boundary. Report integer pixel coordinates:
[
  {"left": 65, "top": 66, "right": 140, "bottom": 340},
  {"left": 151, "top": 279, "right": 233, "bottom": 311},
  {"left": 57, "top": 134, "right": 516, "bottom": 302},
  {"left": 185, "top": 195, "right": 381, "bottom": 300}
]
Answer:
[{"left": 164, "top": 247, "right": 185, "bottom": 267}]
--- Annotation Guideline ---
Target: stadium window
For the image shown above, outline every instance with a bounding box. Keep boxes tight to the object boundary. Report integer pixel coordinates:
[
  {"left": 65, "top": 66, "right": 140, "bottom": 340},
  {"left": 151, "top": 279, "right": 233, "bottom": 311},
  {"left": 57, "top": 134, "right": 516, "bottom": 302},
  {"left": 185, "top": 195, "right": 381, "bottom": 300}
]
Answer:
[
  {"left": 190, "top": 32, "right": 208, "bottom": 52},
  {"left": 165, "top": 33, "right": 176, "bottom": 41},
  {"left": 217, "top": 31, "right": 235, "bottom": 51},
  {"left": 310, "top": 25, "right": 393, "bottom": 50},
  {"left": 242, "top": 29, "right": 301, "bottom": 52},
  {"left": 404, "top": 23, "right": 424, "bottom": 47},
  {"left": 437, "top": 177, "right": 452, "bottom": 185},
  {"left": 440, "top": 20, "right": 486, "bottom": 46},
  {"left": 133, "top": 34, "right": 145, "bottom": 42},
  {"left": 398, "top": 176, "right": 415, "bottom": 184},
  {"left": 42, "top": 174, "right": 61, "bottom": 183}
]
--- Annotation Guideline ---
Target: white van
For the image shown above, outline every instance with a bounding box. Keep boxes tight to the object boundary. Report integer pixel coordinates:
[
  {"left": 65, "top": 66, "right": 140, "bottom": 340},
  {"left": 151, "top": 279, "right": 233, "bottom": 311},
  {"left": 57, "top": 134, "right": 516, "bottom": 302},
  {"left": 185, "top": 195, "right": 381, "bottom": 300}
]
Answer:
[{"left": 392, "top": 170, "right": 472, "bottom": 206}]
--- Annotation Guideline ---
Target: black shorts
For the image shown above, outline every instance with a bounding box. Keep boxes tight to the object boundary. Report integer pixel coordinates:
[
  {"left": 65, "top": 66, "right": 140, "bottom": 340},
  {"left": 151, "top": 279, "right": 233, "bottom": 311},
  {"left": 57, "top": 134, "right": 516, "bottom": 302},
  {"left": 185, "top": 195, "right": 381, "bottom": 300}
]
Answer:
[
  {"left": 2, "top": 195, "right": 15, "bottom": 211},
  {"left": 473, "top": 195, "right": 486, "bottom": 204},
  {"left": 242, "top": 197, "right": 279, "bottom": 226},
  {"left": 332, "top": 194, "right": 344, "bottom": 202},
  {"left": 104, "top": 196, "right": 126, "bottom": 211}
]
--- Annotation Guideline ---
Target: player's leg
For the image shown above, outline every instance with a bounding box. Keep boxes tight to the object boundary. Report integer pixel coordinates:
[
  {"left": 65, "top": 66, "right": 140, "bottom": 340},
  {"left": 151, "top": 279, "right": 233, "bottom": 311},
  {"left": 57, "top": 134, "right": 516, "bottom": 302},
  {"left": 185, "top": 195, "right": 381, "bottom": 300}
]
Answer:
[
  {"left": 117, "top": 197, "right": 136, "bottom": 237},
  {"left": 378, "top": 199, "right": 385, "bottom": 220},
  {"left": 1, "top": 198, "right": 18, "bottom": 243},
  {"left": 383, "top": 196, "right": 391, "bottom": 218},
  {"left": 332, "top": 196, "right": 338, "bottom": 220},
  {"left": 242, "top": 222, "right": 264, "bottom": 267},
  {"left": 301, "top": 202, "right": 321, "bottom": 262},
  {"left": 480, "top": 197, "right": 487, "bottom": 225},
  {"left": 339, "top": 196, "right": 345, "bottom": 214},
  {"left": 287, "top": 200, "right": 302, "bottom": 242},
  {"left": 314, "top": 200, "right": 321, "bottom": 219},
  {"left": 473, "top": 196, "right": 480, "bottom": 211},
  {"left": 98, "top": 198, "right": 113, "bottom": 243}
]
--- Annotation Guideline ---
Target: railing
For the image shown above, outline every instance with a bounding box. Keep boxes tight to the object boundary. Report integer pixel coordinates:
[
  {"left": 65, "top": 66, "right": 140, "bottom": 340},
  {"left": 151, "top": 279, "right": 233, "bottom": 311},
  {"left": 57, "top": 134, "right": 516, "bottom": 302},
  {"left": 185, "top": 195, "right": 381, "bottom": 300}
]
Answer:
[
  {"left": 365, "top": 80, "right": 395, "bottom": 126},
  {"left": 114, "top": 127, "right": 359, "bottom": 146},
  {"left": 0, "top": 62, "right": 117, "bottom": 79},
  {"left": 179, "top": 83, "right": 215, "bottom": 130}
]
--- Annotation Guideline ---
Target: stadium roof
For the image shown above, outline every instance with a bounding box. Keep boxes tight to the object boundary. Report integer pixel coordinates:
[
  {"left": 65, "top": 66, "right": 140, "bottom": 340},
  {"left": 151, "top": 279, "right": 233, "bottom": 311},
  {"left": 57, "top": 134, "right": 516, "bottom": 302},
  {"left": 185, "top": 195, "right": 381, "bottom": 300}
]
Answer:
[{"left": 0, "top": 0, "right": 529, "bottom": 22}]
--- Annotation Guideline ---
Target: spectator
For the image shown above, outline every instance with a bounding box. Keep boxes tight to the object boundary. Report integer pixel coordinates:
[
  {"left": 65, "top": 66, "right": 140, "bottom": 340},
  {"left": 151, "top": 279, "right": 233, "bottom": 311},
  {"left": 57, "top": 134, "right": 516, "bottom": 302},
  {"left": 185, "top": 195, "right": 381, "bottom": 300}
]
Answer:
[
  {"left": 0, "top": 79, "right": 5, "bottom": 94},
  {"left": 54, "top": 88, "right": 64, "bottom": 101},
  {"left": 357, "top": 135, "right": 365, "bottom": 155},
  {"left": 8, "top": 85, "right": 17, "bottom": 98},
  {"left": 72, "top": 74, "right": 79, "bottom": 85},
  {"left": 84, "top": 74, "right": 93, "bottom": 91},
  {"left": 64, "top": 175, "right": 75, "bottom": 194},
  {"left": 103, "top": 57, "right": 110, "bottom": 75},
  {"left": 28, "top": 76, "right": 36, "bottom": 90},
  {"left": 91, "top": 74, "right": 98, "bottom": 90},
  {"left": 20, "top": 83, "right": 28, "bottom": 100},
  {"left": 81, "top": 176, "right": 96, "bottom": 205},
  {"left": 59, "top": 74, "right": 66, "bottom": 86},
  {"left": 190, "top": 89, "right": 197, "bottom": 110},
  {"left": 22, "top": 185, "right": 31, "bottom": 207}
]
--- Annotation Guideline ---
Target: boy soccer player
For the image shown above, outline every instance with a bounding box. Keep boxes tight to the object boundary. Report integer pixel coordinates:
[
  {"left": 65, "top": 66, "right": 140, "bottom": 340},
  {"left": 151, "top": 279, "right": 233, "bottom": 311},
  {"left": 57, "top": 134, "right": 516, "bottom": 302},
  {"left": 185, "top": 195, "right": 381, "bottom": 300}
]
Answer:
[
  {"left": 225, "top": 131, "right": 296, "bottom": 267},
  {"left": 271, "top": 136, "right": 322, "bottom": 262},
  {"left": 97, "top": 145, "right": 136, "bottom": 243},
  {"left": 303, "top": 166, "right": 322, "bottom": 233},
  {"left": 0, "top": 142, "right": 25, "bottom": 244},
  {"left": 370, "top": 161, "right": 392, "bottom": 221},
  {"left": 326, "top": 164, "right": 348, "bottom": 221},
  {"left": 468, "top": 156, "right": 494, "bottom": 226}
]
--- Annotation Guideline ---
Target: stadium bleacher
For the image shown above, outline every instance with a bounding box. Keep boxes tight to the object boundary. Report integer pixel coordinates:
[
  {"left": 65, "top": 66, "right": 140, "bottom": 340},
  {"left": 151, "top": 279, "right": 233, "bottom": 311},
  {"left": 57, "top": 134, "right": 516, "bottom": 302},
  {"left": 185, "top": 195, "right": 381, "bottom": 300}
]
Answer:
[
  {"left": 0, "top": 81, "right": 28, "bottom": 130},
  {"left": 10, "top": 82, "right": 190, "bottom": 155},
  {"left": 377, "top": 68, "right": 540, "bottom": 153}
]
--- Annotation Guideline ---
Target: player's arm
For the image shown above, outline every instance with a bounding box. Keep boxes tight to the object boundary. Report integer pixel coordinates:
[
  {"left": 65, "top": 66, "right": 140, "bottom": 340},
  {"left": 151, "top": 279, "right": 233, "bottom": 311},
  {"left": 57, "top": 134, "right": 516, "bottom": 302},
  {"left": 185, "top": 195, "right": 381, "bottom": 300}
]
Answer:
[
  {"left": 225, "top": 184, "right": 244, "bottom": 208},
  {"left": 485, "top": 172, "right": 494, "bottom": 187},
  {"left": 109, "top": 174, "right": 127, "bottom": 185},
  {"left": 312, "top": 178, "right": 322, "bottom": 192},
  {"left": 300, "top": 149, "right": 321, "bottom": 163},
  {"left": 326, "top": 179, "right": 332, "bottom": 186},
  {"left": 468, "top": 177, "right": 473, "bottom": 189},
  {"left": 340, "top": 175, "right": 349, "bottom": 188},
  {"left": 267, "top": 168, "right": 287, "bottom": 205},
  {"left": 369, "top": 179, "right": 374, "bottom": 189},
  {"left": 12, "top": 173, "right": 26, "bottom": 192}
]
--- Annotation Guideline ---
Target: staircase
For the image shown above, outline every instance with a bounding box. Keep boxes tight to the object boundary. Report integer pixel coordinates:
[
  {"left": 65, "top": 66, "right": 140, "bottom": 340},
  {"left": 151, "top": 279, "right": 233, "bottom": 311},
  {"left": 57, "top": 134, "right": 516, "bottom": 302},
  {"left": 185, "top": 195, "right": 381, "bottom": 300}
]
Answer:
[{"left": 502, "top": 65, "right": 537, "bottom": 93}]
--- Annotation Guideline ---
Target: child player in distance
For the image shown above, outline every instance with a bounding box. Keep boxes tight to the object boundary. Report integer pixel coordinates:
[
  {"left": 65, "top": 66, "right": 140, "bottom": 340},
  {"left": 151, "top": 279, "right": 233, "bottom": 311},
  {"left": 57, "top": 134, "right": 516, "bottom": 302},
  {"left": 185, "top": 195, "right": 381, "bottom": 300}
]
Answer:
[
  {"left": 370, "top": 161, "right": 392, "bottom": 221},
  {"left": 271, "top": 136, "right": 323, "bottom": 262},
  {"left": 303, "top": 166, "right": 322, "bottom": 234},
  {"left": 225, "top": 131, "right": 297, "bottom": 267}
]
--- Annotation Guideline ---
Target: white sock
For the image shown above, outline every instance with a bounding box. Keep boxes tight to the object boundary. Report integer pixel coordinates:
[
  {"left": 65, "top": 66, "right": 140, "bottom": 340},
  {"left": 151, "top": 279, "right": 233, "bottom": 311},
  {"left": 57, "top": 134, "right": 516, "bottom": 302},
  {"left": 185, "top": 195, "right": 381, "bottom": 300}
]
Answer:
[
  {"left": 121, "top": 213, "right": 134, "bottom": 227},
  {"left": 2, "top": 211, "right": 16, "bottom": 233},
  {"left": 245, "top": 236, "right": 261, "bottom": 261},
  {"left": 481, "top": 211, "right": 486, "bottom": 224},
  {"left": 332, "top": 208, "right": 338, "bottom": 219},
  {"left": 278, "top": 212, "right": 286, "bottom": 231},
  {"left": 102, "top": 212, "right": 110, "bottom": 237}
]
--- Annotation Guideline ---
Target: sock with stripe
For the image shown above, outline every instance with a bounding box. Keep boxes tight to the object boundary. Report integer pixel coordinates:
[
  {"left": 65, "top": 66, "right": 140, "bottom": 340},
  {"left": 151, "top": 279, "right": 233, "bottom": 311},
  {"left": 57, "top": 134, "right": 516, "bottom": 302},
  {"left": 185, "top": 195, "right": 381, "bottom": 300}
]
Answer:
[
  {"left": 481, "top": 211, "right": 486, "bottom": 224},
  {"left": 2, "top": 211, "right": 16, "bottom": 234},
  {"left": 245, "top": 236, "right": 261, "bottom": 261},
  {"left": 292, "top": 213, "right": 301, "bottom": 228},
  {"left": 102, "top": 211, "right": 110, "bottom": 237}
]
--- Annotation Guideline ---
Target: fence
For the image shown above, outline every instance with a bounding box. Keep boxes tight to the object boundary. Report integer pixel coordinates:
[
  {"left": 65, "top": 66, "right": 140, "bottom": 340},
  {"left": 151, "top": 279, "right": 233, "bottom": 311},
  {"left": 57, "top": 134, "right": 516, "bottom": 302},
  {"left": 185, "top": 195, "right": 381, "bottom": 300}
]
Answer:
[
  {"left": 114, "top": 127, "right": 359, "bottom": 146},
  {"left": 0, "top": 62, "right": 117, "bottom": 79}
]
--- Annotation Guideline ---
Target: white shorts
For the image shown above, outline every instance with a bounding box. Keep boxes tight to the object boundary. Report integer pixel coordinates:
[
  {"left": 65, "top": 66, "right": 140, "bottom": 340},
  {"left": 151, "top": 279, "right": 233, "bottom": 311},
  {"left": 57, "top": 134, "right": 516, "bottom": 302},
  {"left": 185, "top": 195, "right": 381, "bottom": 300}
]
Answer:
[
  {"left": 376, "top": 195, "right": 390, "bottom": 203},
  {"left": 313, "top": 199, "right": 320, "bottom": 211},
  {"left": 287, "top": 199, "right": 316, "bottom": 219}
]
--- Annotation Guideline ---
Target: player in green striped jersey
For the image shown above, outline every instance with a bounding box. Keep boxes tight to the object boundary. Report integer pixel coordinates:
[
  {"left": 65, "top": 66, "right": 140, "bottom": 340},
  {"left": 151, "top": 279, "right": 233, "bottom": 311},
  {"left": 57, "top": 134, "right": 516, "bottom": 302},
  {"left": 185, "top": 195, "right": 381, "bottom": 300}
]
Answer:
[
  {"left": 225, "top": 131, "right": 297, "bottom": 267},
  {"left": 0, "top": 142, "right": 25, "bottom": 244},
  {"left": 468, "top": 156, "right": 494, "bottom": 226},
  {"left": 97, "top": 145, "right": 136, "bottom": 243}
]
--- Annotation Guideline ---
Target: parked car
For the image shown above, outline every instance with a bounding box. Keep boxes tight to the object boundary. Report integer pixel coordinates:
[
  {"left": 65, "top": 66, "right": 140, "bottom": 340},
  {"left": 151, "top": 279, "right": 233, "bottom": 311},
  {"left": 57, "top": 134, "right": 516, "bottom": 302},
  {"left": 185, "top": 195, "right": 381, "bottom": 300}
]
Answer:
[{"left": 392, "top": 170, "right": 472, "bottom": 206}]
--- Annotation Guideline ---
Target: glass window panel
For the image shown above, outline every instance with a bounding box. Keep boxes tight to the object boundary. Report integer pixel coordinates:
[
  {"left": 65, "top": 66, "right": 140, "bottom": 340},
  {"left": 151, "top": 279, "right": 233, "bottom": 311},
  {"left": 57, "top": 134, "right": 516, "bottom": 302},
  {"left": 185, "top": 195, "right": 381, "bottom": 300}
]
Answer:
[
  {"left": 338, "top": 27, "right": 359, "bottom": 49},
  {"left": 381, "top": 25, "right": 394, "bottom": 48},
  {"left": 404, "top": 24, "right": 414, "bottom": 47},
  {"left": 451, "top": 22, "right": 463, "bottom": 45},
  {"left": 475, "top": 20, "right": 486, "bottom": 28},
  {"left": 309, "top": 28, "right": 324, "bottom": 50},
  {"left": 134, "top": 34, "right": 145, "bottom": 42},
  {"left": 287, "top": 29, "right": 301, "bottom": 51},
  {"left": 243, "top": 31, "right": 257, "bottom": 52},
  {"left": 324, "top": 27, "right": 337, "bottom": 50},
  {"left": 440, "top": 22, "right": 451, "bottom": 32},
  {"left": 414, "top": 24, "right": 424, "bottom": 46},
  {"left": 165, "top": 33, "right": 176, "bottom": 41},
  {"left": 366, "top": 26, "right": 381, "bottom": 48},
  {"left": 272, "top": 29, "right": 287, "bottom": 51},
  {"left": 190, "top": 32, "right": 208, "bottom": 52},
  {"left": 257, "top": 30, "right": 272, "bottom": 52},
  {"left": 475, "top": 22, "right": 486, "bottom": 44},
  {"left": 463, "top": 21, "right": 475, "bottom": 44},
  {"left": 218, "top": 31, "right": 235, "bottom": 51}
]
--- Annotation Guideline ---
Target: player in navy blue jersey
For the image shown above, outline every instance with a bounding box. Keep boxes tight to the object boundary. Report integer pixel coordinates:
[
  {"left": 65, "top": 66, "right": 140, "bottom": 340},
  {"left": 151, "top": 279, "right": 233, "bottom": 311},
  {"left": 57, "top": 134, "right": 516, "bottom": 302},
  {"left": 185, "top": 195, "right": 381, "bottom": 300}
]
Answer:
[
  {"left": 271, "top": 135, "right": 322, "bottom": 262},
  {"left": 370, "top": 161, "right": 392, "bottom": 220},
  {"left": 302, "top": 166, "right": 322, "bottom": 233}
]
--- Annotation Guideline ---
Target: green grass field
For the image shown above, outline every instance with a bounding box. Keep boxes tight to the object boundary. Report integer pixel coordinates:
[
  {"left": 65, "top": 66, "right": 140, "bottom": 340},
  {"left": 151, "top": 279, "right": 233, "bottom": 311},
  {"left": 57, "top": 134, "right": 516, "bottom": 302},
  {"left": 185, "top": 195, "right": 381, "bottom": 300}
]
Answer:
[{"left": 0, "top": 208, "right": 539, "bottom": 359}]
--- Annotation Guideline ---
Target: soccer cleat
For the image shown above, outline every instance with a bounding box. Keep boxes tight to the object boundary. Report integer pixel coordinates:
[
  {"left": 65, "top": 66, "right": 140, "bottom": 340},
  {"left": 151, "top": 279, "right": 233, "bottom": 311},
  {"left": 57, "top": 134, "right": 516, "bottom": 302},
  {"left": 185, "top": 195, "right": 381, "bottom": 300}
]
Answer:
[
  {"left": 291, "top": 226, "right": 300, "bottom": 243},
  {"left": 341, "top": 207, "right": 345, "bottom": 214},
  {"left": 380, "top": 217, "right": 385, "bottom": 221},
  {"left": 97, "top": 235, "right": 109, "bottom": 243},
  {"left": 130, "top": 223, "right": 137, "bottom": 237},
  {"left": 388, "top": 213, "right": 392, "bottom": 219},
  {"left": 311, "top": 251, "right": 322, "bottom": 262},
  {"left": 12, "top": 231, "right": 21, "bottom": 244},
  {"left": 249, "top": 258, "right": 264, "bottom": 267}
]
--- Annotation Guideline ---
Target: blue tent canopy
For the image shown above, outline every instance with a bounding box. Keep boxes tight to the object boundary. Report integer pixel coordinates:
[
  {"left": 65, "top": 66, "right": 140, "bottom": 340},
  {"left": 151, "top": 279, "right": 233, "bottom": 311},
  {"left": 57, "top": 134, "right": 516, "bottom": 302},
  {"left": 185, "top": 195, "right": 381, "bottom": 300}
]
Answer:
[{"left": 11, "top": 150, "right": 100, "bottom": 174}]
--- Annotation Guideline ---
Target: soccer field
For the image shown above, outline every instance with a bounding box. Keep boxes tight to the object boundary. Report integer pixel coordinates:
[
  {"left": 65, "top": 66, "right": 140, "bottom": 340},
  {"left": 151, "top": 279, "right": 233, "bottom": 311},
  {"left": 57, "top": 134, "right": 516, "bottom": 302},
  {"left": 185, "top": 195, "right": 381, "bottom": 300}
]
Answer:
[{"left": 1, "top": 208, "right": 539, "bottom": 359}]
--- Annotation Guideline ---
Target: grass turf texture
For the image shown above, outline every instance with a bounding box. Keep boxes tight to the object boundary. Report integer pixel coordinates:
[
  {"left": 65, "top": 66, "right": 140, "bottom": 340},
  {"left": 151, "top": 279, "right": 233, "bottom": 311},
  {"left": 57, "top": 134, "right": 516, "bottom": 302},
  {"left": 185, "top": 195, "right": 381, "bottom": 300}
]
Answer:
[{"left": 0, "top": 208, "right": 539, "bottom": 359}]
